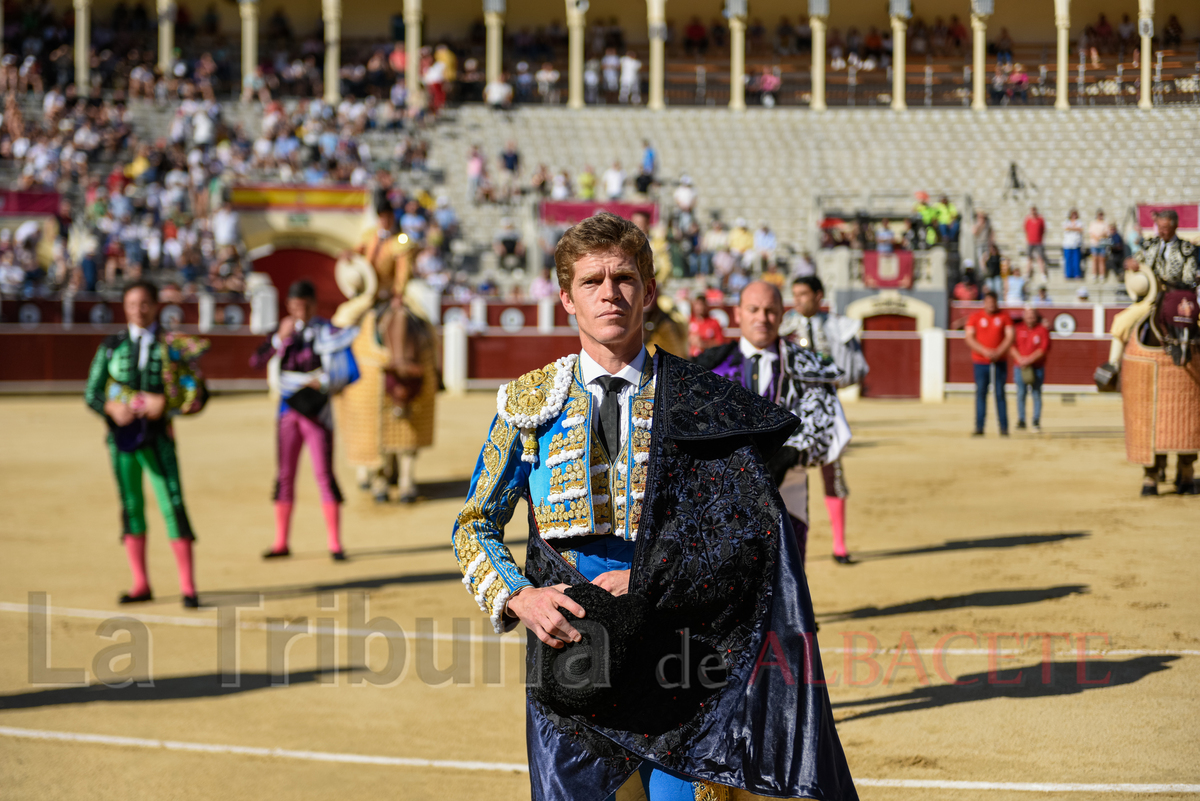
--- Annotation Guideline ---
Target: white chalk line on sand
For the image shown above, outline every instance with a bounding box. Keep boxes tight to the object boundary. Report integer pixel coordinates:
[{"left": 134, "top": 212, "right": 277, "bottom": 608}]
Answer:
[
  {"left": 2, "top": 726, "right": 1197, "bottom": 793},
  {"left": 852, "top": 778, "right": 1200, "bottom": 793},
  {"left": 0, "top": 601, "right": 518, "bottom": 645},
  {"left": 3, "top": 601, "right": 1200, "bottom": 658},
  {"left": 0, "top": 725, "right": 527, "bottom": 772}
]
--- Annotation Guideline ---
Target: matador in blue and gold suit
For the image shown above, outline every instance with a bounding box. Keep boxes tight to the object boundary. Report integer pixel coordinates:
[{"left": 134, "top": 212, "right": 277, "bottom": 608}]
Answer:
[{"left": 453, "top": 348, "right": 857, "bottom": 801}]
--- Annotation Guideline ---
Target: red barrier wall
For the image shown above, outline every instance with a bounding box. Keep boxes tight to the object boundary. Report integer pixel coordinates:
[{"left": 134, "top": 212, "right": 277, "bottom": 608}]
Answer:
[
  {"left": 468, "top": 334, "right": 580, "bottom": 380},
  {"left": 0, "top": 191, "right": 59, "bottom": 215},
  {"left": 949, "top": 302, "right": 1099, "bottom": 334},
  {"left": 2, "top": 297, "right": 253, "bottom": 327},
  {"left": 0, "top": 330, "right": 264, "bottom": 384},
  {"left": 947, "top": 334, "right": 1109, "bottom": 385}
]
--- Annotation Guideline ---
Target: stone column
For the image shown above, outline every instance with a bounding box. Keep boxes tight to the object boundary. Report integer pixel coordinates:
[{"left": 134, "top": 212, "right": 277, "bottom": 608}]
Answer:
[
  {"left": 483, "top": 0, "right": 505, "bottom": 87},
  {"left": 323, "top": 0, "right": 342, "bottom": 104},
  {"left": 889, "top": 0, "right": 910, "bottom": 110},
  {"left": 73, "top": 0, "right": 91, "bottom": 91},
  {"left": 647, "top": 0, "right": 666, "bottom": 109},
  {"left": 156, "top": 0, "right": 175, "bottom": 75},
  {"left": 970, "top": 11, "right": 988, "bottom": 110},
  {"left": 565, "top": 0, "right": 586, "bottom": 109},
  {"left": 727, "top": 0, "right": 747, "bottom": 110},
  {"left": 1138, "top": 0, "right": 1153, "bottom": 109},
  {"left": 239, "top": 0, "right": 259, "bottom": 97},
  {"left": 890, "top": 16, "right": 908, "bottom": 109},
  {"left": 1054, "top": 0, "right": 1069, "bottom": 109},
  {"left": 405, "top": 0, "right": 422, "bottom": 111},
  {"left": 810, "top": 12, "right": 827, "bottom": 110}
]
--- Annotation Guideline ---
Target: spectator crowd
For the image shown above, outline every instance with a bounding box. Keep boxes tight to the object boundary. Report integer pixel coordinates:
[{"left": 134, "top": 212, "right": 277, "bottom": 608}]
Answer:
[{"left": 0, "top": 76, "right": 456, "bottom": 301}]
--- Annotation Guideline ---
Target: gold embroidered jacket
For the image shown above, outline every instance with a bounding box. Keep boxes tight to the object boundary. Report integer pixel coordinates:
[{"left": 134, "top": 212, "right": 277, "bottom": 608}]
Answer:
[{"left": 452, "top": 354, "right": 655, "bottom": 631}]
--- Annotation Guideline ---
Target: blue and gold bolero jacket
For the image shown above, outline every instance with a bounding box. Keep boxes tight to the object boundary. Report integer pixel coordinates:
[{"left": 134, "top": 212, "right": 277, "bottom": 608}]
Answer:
[{"left": 453, "top": 352, "right": 655, "bottom": 632}]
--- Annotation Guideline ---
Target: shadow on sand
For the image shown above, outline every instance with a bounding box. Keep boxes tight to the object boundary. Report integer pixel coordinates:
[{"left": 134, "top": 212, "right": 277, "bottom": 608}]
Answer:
[
  {"left": 819, "top": 584, "right": 1090, "bottom": 622},
  {"left": 831, "top": 655, "right": 1178, "bottom": 722},
  {"left": 850, "top": 531, "right": 1089, "bottom": 563},
  {"left": 0, "top": 669, "right": 357, "bottom": 710}
]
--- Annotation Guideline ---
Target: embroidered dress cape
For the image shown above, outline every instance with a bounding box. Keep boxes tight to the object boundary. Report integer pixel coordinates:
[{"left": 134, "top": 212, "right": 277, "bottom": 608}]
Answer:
[{"left": 695, "top": 340, "right": 846, "bottom": 468}]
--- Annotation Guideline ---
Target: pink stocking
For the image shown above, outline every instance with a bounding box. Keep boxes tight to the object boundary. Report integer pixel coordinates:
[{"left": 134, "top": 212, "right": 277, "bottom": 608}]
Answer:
[
  {"left": 170, "top": 539, "right": 196, "bottom": 597},
  {"left": 273, "top": 501, "right": 293, "bottom": 553},
  {"left": 322, "top": 502, "right": 342, "bottom": 554},
  {"left": 824, "top": 497, "right": 848, "bottom": 557},
  {"left": 124, "top": 535, "right": 150, "bottom": 596}
]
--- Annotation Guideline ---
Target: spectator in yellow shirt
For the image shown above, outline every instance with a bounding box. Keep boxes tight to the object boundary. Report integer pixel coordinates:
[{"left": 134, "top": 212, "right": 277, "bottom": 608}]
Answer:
[
  {"left": 577, "top": 166, "right": 597, "bottom": 200},
  {"left": 434, "top": 44, "right": 457, "bottom": 82},
  {"left": 728, "top": 217, "right": 754, "bottom": 265},
  {"left": 125, "top": 144, "right": 152, "bottom": 182}
]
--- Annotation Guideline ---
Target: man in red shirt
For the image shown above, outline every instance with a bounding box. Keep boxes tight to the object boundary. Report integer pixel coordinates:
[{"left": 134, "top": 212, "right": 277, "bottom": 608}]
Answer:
[
  {"left": 688, "top": 294, "right": 726, "bottom": 357},
  {"left": 1010, "top": 305, "right": 1050, "bottom": 432},
  {"left": 1024, "top": 206, "right": 1047, "bottom": 282},
  {"left": 965, "top": 290, "right": 1015, "bottom": 436}
]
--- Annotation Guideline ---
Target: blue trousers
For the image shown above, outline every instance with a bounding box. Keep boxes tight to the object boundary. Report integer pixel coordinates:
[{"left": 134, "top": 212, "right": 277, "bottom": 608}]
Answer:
[
  {"left": 568, "top": 537, "right": 699, "bottom": 801},
  {"left": 1014, "top": 365, "right": 1044, "bottom": 425},
  {"left": 1063, "top": 248, "right": 1082, "bottom": 279},
  {"left": 974, "top": 361, "right": 1008, "bottom": 434}
]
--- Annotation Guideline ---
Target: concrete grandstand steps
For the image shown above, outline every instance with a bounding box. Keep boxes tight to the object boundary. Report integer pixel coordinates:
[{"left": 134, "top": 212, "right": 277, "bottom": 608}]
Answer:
[
  {"left": 120, "top": 101, "right": 263, "bottom": 144},
  {"left": 420, "top": 105, "right": 1199, "bottom": 295}
]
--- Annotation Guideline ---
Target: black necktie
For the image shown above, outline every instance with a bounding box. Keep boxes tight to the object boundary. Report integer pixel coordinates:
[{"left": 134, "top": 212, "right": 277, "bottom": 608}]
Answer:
[
  {"left": 749, "top": 354, "right": 761, "bottom": 396},
  {"left": 596, "top": 375, "right": 626, "bottom": 460}
]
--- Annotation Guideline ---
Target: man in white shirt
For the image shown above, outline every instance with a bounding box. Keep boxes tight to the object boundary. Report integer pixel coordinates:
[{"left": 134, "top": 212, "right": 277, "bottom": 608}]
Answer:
[
  {"left": 483, "top": 74, "right": 514, "bottom": 109},
  {"left": 673, "top": 175, "right": 697, "bottom": 216},
  {"left": 601, "top": 160, "right": 625, "bottom": 200},
  {"left": 618, "top": 50, "right": 642, "bottom": 103},
  {"left": 211, "top": 201, "right": 241, "bottom": 249},
  {"left": 534, "top": 62, "right": 561, "bottom": 104},
  {"left": 753, "top": 222, "right": 777, "bottom": 269},
  {"left": 601, "top": 47, "right": 620, "bottom": 93}
]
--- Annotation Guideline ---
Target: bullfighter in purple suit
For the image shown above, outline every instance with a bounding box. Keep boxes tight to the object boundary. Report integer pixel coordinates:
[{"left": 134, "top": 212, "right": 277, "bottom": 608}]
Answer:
[
  {"left": 250, "top": 280, "right": 359, "bottom": 560},
  {"left": 695, "top": 281, "right": 849, "bottom": 564}
]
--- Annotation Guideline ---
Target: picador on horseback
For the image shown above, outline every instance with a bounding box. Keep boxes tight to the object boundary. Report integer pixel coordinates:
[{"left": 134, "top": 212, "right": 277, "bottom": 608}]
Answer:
[
  {"left": 1096, "top": 209, "right": 1200, "bottom": 496},
  {"left": 333, "top": 203, "right": 440, "bottom": 504}
]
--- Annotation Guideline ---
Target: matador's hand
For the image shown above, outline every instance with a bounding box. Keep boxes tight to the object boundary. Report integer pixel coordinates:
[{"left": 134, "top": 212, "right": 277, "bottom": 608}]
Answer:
[
  {"left": 592, "top": 569, "right": 630, "bottom": 597},
  {"left": 277, "top": 315, "right": 297, "bottom": 340},
  {"left": 105, "top": 400, "right": 135, "bottom": 427},
  {"left": 506, "top": 584, "right": 586, "bottom": 649},
  {"left": 137, "top": 393, "right": 167, "bottom": 420}
]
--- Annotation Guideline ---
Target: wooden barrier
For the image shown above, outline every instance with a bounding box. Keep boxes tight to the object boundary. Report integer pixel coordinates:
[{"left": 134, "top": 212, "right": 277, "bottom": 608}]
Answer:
[{"left": 0, "top": 299, "right": 1126, "bottom": 395}]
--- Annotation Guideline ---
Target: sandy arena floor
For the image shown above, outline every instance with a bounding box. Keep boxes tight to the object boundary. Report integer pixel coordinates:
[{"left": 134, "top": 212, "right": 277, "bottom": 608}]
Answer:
[{"left": 0, "top": 391, "right": 1197, "bottom": 800}]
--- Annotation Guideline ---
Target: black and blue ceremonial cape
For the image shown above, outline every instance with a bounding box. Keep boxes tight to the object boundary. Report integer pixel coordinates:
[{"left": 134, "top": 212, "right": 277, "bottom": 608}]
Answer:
[{"left": 523, "top": 352, "right": 858, "bottom": 800}]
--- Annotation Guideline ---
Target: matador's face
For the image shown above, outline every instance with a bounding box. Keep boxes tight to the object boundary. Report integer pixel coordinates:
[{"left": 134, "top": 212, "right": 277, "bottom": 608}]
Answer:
[
  {"left": 123, "top": 287, "right": 158, "bottom": 329},
  {"left": 561, "top": 249, "right": 656, "bottom": 355}
]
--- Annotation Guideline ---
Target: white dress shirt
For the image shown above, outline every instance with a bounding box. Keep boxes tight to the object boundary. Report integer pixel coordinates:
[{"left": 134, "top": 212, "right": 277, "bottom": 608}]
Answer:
[
  {"left": 128, "top": 324, "right": 154, "bottom": 370},
  {"left": 738, "top": 337, "right": 779, "bottom": 398},
  {"left": 578, "top": 347, "right": 648, "bottom": 452},
  {"left": 1157, "top": 235, "right": 1176, "bottom": 263}
]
